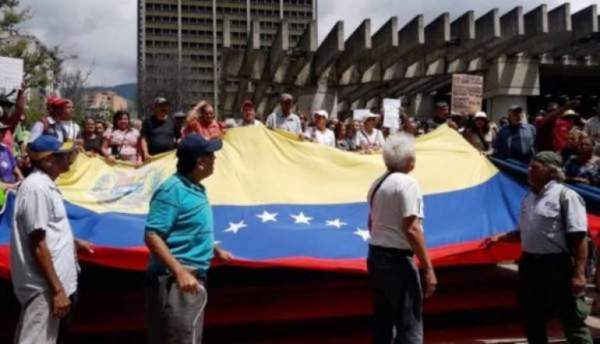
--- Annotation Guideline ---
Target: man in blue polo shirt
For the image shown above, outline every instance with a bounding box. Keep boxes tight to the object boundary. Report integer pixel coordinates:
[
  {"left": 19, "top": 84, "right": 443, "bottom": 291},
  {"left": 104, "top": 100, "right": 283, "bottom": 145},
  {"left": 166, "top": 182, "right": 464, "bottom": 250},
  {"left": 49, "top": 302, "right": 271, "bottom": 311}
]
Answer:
[{"left": 144, "top": 134, "right": 232, "bottom": 344}]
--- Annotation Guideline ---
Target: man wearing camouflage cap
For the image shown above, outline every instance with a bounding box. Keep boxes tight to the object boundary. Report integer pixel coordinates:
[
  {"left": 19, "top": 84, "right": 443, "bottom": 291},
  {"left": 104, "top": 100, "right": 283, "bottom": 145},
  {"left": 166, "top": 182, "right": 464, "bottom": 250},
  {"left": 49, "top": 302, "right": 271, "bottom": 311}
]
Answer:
[{"left": 488, "top": 151, "right": 592, "bottom": 343}]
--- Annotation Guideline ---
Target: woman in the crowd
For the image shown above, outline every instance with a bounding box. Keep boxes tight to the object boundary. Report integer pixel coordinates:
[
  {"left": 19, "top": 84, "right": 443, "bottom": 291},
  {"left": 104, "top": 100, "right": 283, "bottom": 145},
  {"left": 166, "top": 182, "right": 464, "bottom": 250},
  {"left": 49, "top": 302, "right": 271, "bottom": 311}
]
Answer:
[
  {"left": 82, "top": 116, "right": 103, "bottom": 156},
  {"left": 464, "top": 111, "right": 495, "bottom": 155},
  {"left": 102, "top": 110, "right": 142, "bottom": 164},
  {"left": 356, "top": 113, "right": 385, "bottom": 154},
  {"left": 303, "top": 110, "right": 335, "bottom": 147},
  {"left": 561, "top": 128, "right": 585, "bottom": 163},
  {"left": 95, "top": 120, "right": 107, "bottom": 137},
  {"left": 565, "top": 136, "right": 600, "bottom": 185}
]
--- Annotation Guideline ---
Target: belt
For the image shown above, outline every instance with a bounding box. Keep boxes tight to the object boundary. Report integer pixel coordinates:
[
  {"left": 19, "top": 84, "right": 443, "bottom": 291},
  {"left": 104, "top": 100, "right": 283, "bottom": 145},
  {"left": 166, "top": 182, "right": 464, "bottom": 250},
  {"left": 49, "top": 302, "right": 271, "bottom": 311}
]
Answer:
[
  {"left": 369, "top": 245, "right": 414, "bottom": 257},
  {"left": 521, "top": 252, "right": 570, "bottom": 261}
]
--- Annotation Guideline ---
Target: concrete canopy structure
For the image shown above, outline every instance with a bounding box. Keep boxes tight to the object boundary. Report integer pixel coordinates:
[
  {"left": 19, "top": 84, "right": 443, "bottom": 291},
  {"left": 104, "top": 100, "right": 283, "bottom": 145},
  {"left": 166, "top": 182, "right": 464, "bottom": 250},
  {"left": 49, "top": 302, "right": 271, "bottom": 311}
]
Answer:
[{"left": 220, "top": 4, "right": 600, "bottom": 120}]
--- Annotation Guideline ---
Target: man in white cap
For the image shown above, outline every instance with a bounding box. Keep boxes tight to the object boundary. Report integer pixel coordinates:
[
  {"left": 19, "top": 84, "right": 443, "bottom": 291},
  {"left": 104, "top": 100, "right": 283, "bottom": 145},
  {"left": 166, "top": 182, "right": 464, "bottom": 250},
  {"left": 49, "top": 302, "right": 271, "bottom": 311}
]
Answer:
[
  {"left": 303, "top": 110, "right": 335, "bottom": 147},
  {"left": 266, "top": 93, "right": 302, "bottom": 134}
]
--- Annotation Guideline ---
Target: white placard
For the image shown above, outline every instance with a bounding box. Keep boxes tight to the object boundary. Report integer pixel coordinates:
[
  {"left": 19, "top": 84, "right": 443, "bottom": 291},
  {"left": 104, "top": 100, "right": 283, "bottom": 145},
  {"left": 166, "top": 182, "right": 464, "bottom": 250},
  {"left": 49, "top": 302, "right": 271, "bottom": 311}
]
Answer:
[
  {"left": 382, "top": 98, "right": 401, "bottom": 130},
  {"left": 353, "top": 109, "right": 371, "bottom": 121},
  {"left": 451, "top": 74, "right": 483, "bottom": 116},
  {"left": 0, "top": 56, "right": 23, "bottom": 94}
]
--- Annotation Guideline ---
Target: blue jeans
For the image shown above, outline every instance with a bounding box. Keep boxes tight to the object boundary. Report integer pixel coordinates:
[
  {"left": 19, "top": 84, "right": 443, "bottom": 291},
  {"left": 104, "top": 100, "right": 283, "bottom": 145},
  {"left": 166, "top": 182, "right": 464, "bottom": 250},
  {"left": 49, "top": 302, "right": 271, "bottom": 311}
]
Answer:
[{"left": 367, "top": 245, "right": 423, "bottom": 344}]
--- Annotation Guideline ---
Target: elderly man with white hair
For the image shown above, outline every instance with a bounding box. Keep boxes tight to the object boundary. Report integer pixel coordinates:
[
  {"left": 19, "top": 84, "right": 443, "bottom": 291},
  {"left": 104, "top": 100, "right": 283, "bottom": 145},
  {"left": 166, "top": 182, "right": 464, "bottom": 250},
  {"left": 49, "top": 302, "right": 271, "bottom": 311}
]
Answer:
[
  {"left": 303, "top": 110, "right": 335, "bottom": 147},
  {"left": 367, "top": 133, "right": 437, "bottom": 344},
  {"left": 266, "top": 93, "right": 302, "bottom": 134}
]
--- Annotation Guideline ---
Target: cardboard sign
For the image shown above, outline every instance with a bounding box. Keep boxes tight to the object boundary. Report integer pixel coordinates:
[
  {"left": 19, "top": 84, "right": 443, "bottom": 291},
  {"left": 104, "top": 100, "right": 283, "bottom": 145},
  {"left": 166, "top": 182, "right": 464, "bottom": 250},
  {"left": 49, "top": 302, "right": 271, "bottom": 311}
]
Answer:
[
  {"left": 382, "top": 98, "right": 401, "bottom": 129},
  {"left": 0, "top": 56, "right": 23, "bottom": 94},
  {"left": 353, "top": 109, "right": 371, "bottom": 121},
  {"left": 451, "top": 74, "right": 483, "bottom": 116}
]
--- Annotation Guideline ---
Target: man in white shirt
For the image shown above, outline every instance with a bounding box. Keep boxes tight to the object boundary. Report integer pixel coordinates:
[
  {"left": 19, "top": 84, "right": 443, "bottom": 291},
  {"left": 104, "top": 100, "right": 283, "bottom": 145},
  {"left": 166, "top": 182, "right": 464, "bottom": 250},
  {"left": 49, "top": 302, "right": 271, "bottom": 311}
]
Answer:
[
  {"left": 266, "top": 93, "right": 302, "bottom": 134},
  {"left": 237, "top": 100, "right": 263, "bottom": 127},
  {"left": 488, "top": 151, "right": 592, "bottom": 343},
  {"left": 303, "top": 110, "right": 335, "bottom": 147},
  {"left": 367, "top": 133, "right": 437, "bottom": 344},
  {"left": 11, "top": 135, "right": 93, "bottom": 344}
]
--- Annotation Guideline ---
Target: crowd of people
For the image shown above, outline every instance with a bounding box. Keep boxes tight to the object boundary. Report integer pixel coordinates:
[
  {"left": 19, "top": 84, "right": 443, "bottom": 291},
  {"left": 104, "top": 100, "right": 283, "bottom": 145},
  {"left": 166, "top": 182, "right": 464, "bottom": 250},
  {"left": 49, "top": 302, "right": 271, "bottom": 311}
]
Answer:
[{"left": 2, "top": 85, "right": 600, "bottom": 344}]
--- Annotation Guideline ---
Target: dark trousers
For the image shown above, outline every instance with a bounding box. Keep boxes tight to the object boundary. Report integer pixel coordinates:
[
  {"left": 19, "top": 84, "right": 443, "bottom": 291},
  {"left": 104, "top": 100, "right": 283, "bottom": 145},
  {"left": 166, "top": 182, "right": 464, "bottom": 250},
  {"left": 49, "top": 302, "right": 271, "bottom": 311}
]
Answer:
[
  {"left": 367, "top": 245, "right": 423, "bottom": 344},
  {"left": 518, "top": 253, "right": 592, "bottom": 344},
  {"left": 145, "top": 272, "right": 207, "bottom": 344}
]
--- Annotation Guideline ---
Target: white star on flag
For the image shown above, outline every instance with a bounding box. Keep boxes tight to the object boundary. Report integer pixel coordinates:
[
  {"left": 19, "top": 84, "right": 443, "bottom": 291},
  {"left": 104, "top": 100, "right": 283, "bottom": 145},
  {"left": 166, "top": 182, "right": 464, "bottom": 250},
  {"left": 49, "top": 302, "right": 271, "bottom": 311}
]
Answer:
[
  {"left": 256, "top": 210, "right": 278, "bottom": 223},
  {"left": 224, "top": 220, "right": 248, "bottom": 234},
  {"left": 290, "top": 212, "right": 312, "bottom": 224},
  {"left": 354, "top": 228, "right": 370, "bottom": 242},
  {"left": 326, "top": 219, "right": 347, "bottom": 229}
]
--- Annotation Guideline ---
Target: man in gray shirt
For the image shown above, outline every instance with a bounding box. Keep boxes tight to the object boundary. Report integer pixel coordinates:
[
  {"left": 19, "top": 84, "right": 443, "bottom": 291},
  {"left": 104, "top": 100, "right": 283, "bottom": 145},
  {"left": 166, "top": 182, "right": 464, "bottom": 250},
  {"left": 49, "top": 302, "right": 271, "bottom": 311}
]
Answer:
[
  {"left": 266, "top": 93, "right": 302, "bottom": 134},
  {"left": 11, "top": 135, "right": 93, "bottom": 344},
  {"left": 489, "top": 151, "right": 592, "bottom": 343}
]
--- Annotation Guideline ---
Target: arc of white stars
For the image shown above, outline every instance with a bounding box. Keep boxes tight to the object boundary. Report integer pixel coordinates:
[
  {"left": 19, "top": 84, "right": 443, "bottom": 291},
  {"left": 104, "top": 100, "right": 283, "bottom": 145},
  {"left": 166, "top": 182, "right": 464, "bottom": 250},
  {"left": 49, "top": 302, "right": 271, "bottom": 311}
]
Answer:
[
  {"left": 256, "top": 210, "right": 278, "bottom": 223},
  {"left": 354, "top": 228, "right": 370, "bottom": 242},
  {"left": 326, "top": 219, "right": 347, "bottom": 229},
  {"left": 290, "top": 212, "right": 312, "bottom": 224},
  {"left": 224, "top": 220, "right": 248, "bottom": 234}
]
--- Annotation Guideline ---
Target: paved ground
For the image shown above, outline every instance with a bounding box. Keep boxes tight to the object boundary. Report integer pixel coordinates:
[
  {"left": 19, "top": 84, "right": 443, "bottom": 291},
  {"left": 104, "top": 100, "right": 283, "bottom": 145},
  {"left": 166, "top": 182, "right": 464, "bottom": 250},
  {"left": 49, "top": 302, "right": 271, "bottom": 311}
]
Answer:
[{"left": 1, "top": 264, "right": 599, "bottom": 343}]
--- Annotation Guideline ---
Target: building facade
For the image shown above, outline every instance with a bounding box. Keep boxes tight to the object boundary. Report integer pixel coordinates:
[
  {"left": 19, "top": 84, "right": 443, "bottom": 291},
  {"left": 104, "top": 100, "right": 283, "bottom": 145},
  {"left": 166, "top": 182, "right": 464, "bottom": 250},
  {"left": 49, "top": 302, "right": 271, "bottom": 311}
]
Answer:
[
  {"left": 137, "top": 0, "right": 317, "bottom": 117},
  {"left": 85, "top": 91, "right": 129, "bottom": 120}
]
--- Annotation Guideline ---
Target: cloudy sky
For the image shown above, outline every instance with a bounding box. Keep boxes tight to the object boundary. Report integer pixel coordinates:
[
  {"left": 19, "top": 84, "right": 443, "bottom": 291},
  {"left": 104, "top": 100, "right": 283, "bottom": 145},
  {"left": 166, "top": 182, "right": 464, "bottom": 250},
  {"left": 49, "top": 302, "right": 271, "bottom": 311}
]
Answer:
[{"left": 19, "top": 0, "right": 599, "bottom": 86}]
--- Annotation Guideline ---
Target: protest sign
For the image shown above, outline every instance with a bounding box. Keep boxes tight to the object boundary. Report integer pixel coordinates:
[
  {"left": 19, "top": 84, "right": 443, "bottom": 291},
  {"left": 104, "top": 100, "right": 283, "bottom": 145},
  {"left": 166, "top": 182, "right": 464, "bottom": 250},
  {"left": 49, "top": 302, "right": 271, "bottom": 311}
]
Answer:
[
  {"left": 0, "top": 56, "right": 23, "bottom": 94},
  {"left": 382, "top": 98, "right": 401, "bottom": 130},
  {"left": 451, "top": 74, "right": 483, "bottom": 115}
]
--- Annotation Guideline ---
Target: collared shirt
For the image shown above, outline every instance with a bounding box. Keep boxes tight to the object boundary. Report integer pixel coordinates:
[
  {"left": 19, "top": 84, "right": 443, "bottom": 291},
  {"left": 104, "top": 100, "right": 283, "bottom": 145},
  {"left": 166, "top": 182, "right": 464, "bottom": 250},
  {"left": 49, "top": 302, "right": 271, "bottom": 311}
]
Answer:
[
  {"left": 266, "top": 112, "right": 302, "bottom": 134},
  {"left": 303, "top": 127, "right": 335, "bottom": 147},
  {"left": 368, "top": 172, "right": 424, "bottom": 251},
  {"left": 104, "top": 128, "right": 141, "bottom": 163},
  {"left": 519, "top": 181, "right": 588, "bottom": 254},
  {"left": 585, "top": 116, "right": 600, "bottom": 146},
  {"left": 145, "top": 174, "right": 215, "bottom": 276},
  {"left": 494, "top": 123, "right": 536, "bottom": 163},
  {"left": 0, "top": 144, "right": 16, "bottom": 183},
  {"left": 184, "top": 119, "right": 225, "bottom": 140},
  {"left": 11, "top": 170, "right": 78, "bottom": 304}
]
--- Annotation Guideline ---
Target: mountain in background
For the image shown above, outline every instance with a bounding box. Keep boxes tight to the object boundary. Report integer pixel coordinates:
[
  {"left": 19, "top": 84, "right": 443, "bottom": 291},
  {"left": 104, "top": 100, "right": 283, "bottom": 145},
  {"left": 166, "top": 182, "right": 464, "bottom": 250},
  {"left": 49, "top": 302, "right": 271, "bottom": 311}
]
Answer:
[{"left": 86, "top": 83, "right": 137, "bottom": 102}]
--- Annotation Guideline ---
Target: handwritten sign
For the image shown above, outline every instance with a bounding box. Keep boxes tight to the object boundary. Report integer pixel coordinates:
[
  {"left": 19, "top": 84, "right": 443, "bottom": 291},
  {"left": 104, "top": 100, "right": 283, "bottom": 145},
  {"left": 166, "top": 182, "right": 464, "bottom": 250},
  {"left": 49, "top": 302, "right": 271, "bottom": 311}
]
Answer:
[
  {"left": 353, "top": 109, "right": 371, "bottom": 121},
  {"left": 0, "top": 56, "right": 23, "bottom": 94},
  {"left": 382, "top": 98, "right": 401, "bottom": 130},
  {"left": 451, "top": 74, "right": 483, "bottom": 116}
]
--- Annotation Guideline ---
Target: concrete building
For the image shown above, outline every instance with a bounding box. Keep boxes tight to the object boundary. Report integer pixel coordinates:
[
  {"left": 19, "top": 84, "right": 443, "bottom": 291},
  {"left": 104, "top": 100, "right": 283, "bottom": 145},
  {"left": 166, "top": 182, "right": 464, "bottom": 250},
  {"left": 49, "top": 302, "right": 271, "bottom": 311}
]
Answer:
[
  {"left": 137, "top": 0, "right": 317, "bottom": 117},
  {"left": 85, "top": 91, "right": 129, "bottom": 120},
  {"left": 219, "top": 4, "right": 600, "bottom": 121}
]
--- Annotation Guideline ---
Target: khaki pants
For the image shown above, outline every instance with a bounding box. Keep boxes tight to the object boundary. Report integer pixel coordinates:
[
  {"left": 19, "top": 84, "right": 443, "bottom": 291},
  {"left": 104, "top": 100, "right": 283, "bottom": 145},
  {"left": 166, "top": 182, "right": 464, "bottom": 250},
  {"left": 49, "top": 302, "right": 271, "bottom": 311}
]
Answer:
[{"left": 14, "top": 292, "right": 60, "bottom": 344}]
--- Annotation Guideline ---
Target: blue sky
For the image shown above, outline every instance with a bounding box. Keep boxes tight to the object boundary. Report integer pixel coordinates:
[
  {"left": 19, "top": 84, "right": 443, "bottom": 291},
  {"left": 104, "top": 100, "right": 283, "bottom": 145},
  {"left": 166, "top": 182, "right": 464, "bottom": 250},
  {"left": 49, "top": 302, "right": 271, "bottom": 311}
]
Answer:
[{"left": 19, "top": 0, "right": 599, "bottom": 86}]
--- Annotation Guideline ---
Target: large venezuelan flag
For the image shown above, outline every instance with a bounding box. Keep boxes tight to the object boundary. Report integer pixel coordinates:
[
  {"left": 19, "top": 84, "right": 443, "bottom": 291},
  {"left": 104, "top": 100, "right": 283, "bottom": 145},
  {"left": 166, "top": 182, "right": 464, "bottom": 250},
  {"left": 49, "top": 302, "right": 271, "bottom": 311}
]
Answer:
[{"left": 0, "top": 126, "right": 535, "bottom": 278}]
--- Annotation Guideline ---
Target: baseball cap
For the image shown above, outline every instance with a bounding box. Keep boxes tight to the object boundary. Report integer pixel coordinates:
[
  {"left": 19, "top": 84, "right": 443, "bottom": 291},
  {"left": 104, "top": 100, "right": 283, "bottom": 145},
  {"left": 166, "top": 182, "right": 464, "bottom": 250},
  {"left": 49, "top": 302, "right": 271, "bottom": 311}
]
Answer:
[
  {"left": 508, "top": 104, "right": 523, "bottom": 112},
  {"left": 28, "top": 135, "right": 75, "bottom": 161},
  {"left": 46, "top": 96, "right": 69, "bottom": 109},
  {"left": 312, "top": 110, "right": 329, "bottom": 120},
  {"left": 562, "top": 109, "right": 579, "bottom": 117},
  {"left": 474, "top": 111, "right": 488, "bottom": 119},
  {"left": 242, "top": 99, "right": 255, "bottom": 109},
  {"left": 533, "top": 151, "right": 562, "bottom": 168},
  {"left": 174, "top": 111, "right": 187, "bottom": 118},
  {"left": 435, "top": 101, "right": 449, "bottom": 108},
  {"left": 280, "top": 93, "right": 294, "bottom": 102},
  {"left": 177, "top": 134, "right": 222, "bottom": 162},
  {"left": 153, "top": 97, "right": 170, "bottom": 105}
]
